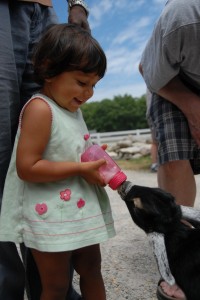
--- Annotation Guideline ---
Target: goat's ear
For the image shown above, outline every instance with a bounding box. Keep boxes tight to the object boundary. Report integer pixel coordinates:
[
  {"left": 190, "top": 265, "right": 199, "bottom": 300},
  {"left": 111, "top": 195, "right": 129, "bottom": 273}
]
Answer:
[{"left": 133, "top": 198, "right": 143, "bottom": 209}]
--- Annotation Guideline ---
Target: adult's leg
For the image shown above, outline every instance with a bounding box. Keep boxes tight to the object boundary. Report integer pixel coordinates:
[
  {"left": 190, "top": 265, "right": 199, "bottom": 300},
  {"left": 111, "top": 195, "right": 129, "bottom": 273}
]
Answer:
[
  {"left": 149, "top": 94, "right": 195, "bottom": 299},
  {"left": 0, "top": 0, "right": 21, "bottom": 196},
  {"left": 0, "top": 2, "right": 25, "bottom": 299},
  {"left": 0, "top": 243, "right": 25, "bottom": 300},
  {"left": 149, "top": 93, "right": 197, "bottom": 207},
  {"left": 9, "top": 1, "right": 58, "bottom": 107},
  {"left": 150, "top": 136, "right": 158, "bottom": 172},
  {"left": 158, "top": 160, "right": 196, "bottom": 206},
  {"left": 6, "top": 3, "right": 57, "bottom": 299},
  {"left": 150, "top": 94, "right": 193, "bottom": 299},
  {"left": 157, "top": 160, "right": 195, "bottom": 298}
]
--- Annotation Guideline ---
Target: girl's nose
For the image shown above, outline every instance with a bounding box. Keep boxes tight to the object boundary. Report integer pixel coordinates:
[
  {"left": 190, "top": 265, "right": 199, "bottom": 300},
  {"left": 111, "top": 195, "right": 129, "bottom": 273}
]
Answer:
[{"left": 84, "top": 86, "right": 94, "bottom": 99}]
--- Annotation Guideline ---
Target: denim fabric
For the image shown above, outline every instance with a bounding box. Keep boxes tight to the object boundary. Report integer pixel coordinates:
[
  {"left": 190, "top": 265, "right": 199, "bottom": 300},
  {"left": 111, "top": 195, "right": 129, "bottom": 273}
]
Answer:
[
  {"left": 0, "top": 0, "right": 58, "bottom": 203},
  {"left": 0, "top": 1, "right": 58, "bottom": 299}
]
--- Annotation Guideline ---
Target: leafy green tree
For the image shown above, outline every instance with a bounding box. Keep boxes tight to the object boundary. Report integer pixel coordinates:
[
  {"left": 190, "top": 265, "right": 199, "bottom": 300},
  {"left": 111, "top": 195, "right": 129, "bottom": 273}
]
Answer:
[{"left": 81, "top": 94, "right": 148, "bottom": 132}]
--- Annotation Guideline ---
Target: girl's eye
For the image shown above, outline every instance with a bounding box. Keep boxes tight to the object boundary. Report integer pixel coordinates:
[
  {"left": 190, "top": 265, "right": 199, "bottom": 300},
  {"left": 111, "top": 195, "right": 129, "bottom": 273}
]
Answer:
[
  {"left": 77, "top": 81, "right": 86, "bottom": 86},
  {"left": 77, "top": 80, "right": 96, "bottom": 89}
]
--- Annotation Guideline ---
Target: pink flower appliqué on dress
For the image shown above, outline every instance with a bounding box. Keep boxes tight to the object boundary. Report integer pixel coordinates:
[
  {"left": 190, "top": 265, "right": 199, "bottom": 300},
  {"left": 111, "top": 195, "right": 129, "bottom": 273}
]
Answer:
[
  {"left": 77, "top": 198, "right": 85, "bottom": 208},
  {"left": 60, "top": 189, "right": 71, "bottom": 201},
  {"left": 35, "top": 203, "right": 48, "bottom": 215},
  {"left": 84, "top": 134, "right": 90, "bottom": 141}
]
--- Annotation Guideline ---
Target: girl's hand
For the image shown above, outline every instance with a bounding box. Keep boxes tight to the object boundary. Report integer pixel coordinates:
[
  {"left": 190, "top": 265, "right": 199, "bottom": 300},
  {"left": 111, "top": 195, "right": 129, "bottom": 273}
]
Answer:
[{"left": 80, "top": 159, "right": 107, "bottom": 186}]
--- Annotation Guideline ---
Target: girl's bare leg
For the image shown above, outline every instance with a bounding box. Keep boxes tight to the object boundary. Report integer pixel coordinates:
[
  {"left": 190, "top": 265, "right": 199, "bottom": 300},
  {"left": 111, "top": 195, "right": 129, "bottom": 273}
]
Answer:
[
  {"left": 73, "top": 244, "right": 106, "bottom": 300},
  {"left": 31, "top": 249, "right": 71, "bottom": 300}
]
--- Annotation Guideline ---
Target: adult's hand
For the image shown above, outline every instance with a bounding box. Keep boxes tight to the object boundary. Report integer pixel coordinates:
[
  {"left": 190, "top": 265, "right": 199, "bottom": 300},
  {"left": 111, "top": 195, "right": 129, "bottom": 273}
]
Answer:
[
  {"left": 184, "top": 99, "right": 200, "bottom": 146},
  {"left": 68, "top": 6, "right": 90, "bottom": 32}
]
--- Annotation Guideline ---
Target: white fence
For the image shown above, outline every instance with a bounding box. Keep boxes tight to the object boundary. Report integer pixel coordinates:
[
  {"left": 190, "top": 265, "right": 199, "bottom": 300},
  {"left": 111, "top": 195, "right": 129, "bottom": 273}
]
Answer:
[{"left": 90, "top": 128, "right": 151, "bottom": 144}]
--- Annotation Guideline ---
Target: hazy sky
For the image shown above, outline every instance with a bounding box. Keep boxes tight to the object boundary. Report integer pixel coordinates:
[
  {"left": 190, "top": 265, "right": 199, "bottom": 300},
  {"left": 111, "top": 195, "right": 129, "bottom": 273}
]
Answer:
[{"left": 52, "top": 0, "right": 166, "bottom": 101}]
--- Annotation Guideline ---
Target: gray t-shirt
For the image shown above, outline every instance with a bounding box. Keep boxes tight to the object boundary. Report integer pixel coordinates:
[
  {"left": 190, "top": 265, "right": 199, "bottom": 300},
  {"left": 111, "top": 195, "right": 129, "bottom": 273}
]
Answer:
[{"left": 140, "top": 0, "right": 200, "bottom": 92}]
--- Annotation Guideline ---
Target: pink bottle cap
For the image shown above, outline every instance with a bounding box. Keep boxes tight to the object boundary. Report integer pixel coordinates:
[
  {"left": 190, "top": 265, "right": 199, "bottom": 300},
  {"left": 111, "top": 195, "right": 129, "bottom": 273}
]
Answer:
[{"left": 108, "top": 171, "right": 127, "bottom": 190}]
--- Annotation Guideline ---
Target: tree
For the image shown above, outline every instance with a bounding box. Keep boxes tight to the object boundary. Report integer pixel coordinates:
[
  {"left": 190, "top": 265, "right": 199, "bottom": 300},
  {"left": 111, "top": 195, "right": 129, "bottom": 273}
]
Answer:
[{"left": 81, "top": 94, "right": 148, "bottom": 132}]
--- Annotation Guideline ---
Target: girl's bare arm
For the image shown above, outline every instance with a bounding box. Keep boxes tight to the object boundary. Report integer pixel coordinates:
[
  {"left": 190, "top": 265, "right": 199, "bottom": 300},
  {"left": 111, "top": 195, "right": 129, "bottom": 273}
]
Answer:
[{"left": 16, "top": 99, "right": 105, "bottom": 184}]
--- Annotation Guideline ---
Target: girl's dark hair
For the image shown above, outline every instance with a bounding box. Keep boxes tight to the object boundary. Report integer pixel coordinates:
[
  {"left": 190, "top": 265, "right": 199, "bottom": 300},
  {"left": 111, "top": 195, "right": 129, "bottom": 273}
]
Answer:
[{"left": 33, "top": 24, "right": 107, "bottom": 85}]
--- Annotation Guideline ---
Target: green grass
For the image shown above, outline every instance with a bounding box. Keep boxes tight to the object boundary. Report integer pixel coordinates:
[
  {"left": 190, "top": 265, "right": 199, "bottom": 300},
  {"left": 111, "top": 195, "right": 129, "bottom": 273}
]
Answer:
[{"left": 116, "top": 155, "right": 152, "bottom": 171}]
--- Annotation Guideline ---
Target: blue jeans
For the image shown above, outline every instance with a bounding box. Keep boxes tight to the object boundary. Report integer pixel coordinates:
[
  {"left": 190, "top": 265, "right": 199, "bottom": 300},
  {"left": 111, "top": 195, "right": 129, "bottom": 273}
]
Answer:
[{"left": 0, "top": 2, "right": 80, "bottom": 300}]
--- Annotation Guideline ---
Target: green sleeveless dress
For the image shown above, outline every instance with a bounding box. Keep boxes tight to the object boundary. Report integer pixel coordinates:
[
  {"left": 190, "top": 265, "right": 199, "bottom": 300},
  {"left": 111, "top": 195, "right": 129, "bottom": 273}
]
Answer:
[{"left": 0, "top": 94, "right": 116, "bottom": 252}]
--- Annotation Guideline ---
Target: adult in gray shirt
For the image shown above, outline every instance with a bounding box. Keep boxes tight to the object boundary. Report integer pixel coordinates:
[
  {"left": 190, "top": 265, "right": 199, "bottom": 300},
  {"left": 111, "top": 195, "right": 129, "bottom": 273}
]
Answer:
[{"left": 139, "top": 0, "right": 200, "bottom": 299}]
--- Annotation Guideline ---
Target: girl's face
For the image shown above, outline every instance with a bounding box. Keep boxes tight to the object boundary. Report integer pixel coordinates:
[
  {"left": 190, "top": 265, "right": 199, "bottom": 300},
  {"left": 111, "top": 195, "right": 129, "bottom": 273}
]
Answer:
[{"left": 42, "top": 71, "right": 100, "bottom": 112}]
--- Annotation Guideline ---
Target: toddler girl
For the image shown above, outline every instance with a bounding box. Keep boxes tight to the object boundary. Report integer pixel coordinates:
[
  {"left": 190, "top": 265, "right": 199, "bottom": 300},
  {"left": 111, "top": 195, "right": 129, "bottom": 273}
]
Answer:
[{"left": 0, "top": 24, "right": 115, "bottom": 300}]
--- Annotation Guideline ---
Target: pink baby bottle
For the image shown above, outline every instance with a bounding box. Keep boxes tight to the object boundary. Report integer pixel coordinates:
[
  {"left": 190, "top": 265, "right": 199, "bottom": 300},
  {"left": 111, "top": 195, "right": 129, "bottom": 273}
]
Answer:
[{"left": 81, "top": 144, "right": 127, "bottom": 190}]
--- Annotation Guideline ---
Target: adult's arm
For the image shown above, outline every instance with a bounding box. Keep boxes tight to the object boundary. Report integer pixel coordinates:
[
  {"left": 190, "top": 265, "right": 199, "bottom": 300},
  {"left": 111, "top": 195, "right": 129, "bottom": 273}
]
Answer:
[
  {"left": 158, "top": 76, "right": 200, "bottom": 146},
  {"left": 140, "top": 62, "right": 200, "bottom": 146},
  {"left": 139, "top": 0, "right": 200, "bottom": 145},
  {"left": 67, "top": 0, "right": 90, "bottom": 32}
]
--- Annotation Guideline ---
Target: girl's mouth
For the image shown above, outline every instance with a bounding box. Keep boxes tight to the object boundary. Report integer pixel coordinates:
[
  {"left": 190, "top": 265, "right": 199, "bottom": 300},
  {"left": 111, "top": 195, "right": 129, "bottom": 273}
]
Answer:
[{"left": 74, "top": 98, "right": 83, "bottom": 105}]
